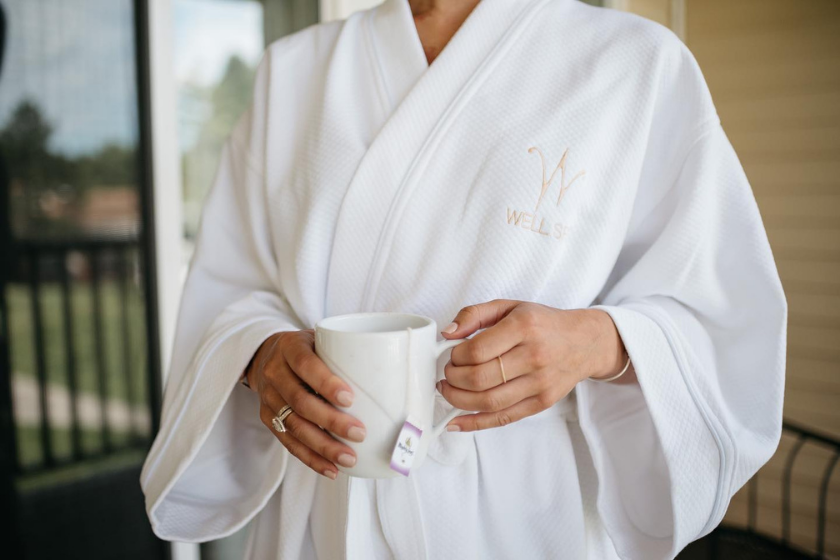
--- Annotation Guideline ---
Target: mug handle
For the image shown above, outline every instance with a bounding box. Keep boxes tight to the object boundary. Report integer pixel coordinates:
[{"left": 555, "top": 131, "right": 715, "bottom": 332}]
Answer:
[{"left": 431, "top": 338, "right": 470, "bottom": 437}]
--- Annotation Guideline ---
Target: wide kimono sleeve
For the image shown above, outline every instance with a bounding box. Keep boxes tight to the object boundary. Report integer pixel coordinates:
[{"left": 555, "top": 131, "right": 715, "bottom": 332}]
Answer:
[
  {"left": 574, "top": 37, "right": 787, "bottom": 560},
  {"left": 139, "top": 51, "right": 304, "bottom": 542}
]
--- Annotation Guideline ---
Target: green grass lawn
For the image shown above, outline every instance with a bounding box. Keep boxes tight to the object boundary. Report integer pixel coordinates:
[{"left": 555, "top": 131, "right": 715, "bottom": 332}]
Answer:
[
  {"left": 6, "top": 278, "right": 152, "bottom": 470},
  {"left": 6, "top": 280, "right": 149, "bottom": 407}
]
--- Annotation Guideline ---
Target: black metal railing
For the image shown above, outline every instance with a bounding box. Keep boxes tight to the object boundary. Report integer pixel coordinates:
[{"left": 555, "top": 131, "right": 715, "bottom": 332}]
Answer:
[
  {"left": 771, "top": 421, "right": 840, "bottom": 558},
  {"left": 5, "top": 237, "right": 152, "bottom": 475},
  {"left": 687, "top": 421, "right": 840, "bottom": 559}
]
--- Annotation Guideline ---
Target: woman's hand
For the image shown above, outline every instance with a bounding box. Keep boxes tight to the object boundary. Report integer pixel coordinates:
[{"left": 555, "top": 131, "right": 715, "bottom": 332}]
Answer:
[
  {"left": 438, "top": 299, "right": 634, "bottom": 433},
  {"left": 244, "top": 329, "right": 367, "bottom": 479}
]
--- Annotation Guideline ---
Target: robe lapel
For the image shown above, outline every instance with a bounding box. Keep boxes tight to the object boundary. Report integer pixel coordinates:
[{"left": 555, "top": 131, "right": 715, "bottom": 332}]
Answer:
[
  {"left": 325, "top": 0, "right": 549, "bottom": 316},
  {"left": 368, "top": 0, "right": 428, "bottom": 113}
]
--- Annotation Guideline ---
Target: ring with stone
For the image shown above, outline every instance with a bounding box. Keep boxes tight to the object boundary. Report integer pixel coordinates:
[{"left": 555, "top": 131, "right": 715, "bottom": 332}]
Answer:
[{"left": 272, "top": 404, "right": 294, "bottom": 433}]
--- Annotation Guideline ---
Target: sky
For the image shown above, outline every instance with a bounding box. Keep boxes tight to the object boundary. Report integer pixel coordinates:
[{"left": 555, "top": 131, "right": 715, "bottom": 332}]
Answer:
[
  {"left": 174, "top": 0, "right": 263, "bottom": 88},
  {"left": 173, "top": 0, "right": 263, "bottom": 151},
  {"left": 0, "top": 0, "right": 263, "bottom": 157}
]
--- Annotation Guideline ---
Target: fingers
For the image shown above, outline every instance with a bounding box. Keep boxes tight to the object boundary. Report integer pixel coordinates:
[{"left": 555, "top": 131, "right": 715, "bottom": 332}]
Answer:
[
  {"left": 444, "top": 345, "right": 535, "bottom": 390},
  {"left": 261, "top": 387, "right": 361, "bottom": 475},
  {"left": 280, "top": 330, "right": 355, "bottom": 408},
  {"left": 260, "top": 403, "right": 338, "bottom": 479},
  {"left": 265, "top": 364, "right": 366, "bottom": 443},
  {"left": 441, "top": 299, "right": 520, "bottom": 339},
  {"left": 281, "top": 410, "right": 358, "bottom": 470},
  {"left": 449, "top": 312, "right": 524, "bottom": 366},
  {"left": 445, "top": 395, "right": 551, "bottom": 433},
  {"left": 257, "top": 330, "right": 370, "bottom": 479},
  {"left": 437, "top": 376, "right": 539, "bottom": 413}
]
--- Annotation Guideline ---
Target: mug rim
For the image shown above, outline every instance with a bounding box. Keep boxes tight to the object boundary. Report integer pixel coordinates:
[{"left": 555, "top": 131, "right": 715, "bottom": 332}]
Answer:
[{"left": 315, "top": 312, "right": 434, "bottom": 334}]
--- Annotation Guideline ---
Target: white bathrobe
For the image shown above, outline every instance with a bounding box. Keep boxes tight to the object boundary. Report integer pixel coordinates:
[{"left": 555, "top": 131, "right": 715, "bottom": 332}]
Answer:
[{"left": 140, "top": 0, "right": 787, "bottom": 558}]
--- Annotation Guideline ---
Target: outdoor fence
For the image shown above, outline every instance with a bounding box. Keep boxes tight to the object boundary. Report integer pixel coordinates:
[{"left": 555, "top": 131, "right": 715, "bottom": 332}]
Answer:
[
  {"left": 4, "top": 236, "right": 154, "bottom": 475},
  {"left": 684, "top": 421, "right": 840, "bottom": 559}
]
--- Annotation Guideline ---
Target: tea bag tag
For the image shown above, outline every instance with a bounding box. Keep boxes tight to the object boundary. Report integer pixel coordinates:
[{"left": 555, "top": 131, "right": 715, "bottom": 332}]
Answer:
[{"left": 390, "top": 415, "right": 423, "bottom": 476}]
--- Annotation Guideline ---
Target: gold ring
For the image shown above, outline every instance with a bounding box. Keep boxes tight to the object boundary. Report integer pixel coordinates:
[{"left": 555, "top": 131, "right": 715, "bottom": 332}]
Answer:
[
  {"left": 272, "top": 404, "right": 294, "bottom": 433},
  {"left": 498, "top": 355, "right": 507, "bottom": 384}
]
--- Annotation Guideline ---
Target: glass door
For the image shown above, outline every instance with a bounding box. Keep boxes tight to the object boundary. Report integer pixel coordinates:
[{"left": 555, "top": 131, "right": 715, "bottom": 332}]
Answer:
[
  {"left": 0, "top": 0, "right": 165, "bottom": 557},
  {"left": 174, "top": 0, "right": 318, "bottom": 265}
]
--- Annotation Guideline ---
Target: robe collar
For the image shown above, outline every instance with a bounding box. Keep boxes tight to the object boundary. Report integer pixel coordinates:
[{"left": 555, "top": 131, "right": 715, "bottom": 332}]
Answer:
[
  {"left": 327, "top": 0, "right": 550, "bottom": 317},
  {"left": 368, "top": 0, "right": 428, "bottom": 113},
  {"left": 366, "top": 0, "right": 540, "bottom": 114}
]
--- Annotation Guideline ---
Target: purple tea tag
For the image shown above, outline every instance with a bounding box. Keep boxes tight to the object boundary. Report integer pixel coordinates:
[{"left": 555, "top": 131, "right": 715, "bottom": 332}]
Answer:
[{"left": 390, "top": 416, "right": 423, "bottom": 476}]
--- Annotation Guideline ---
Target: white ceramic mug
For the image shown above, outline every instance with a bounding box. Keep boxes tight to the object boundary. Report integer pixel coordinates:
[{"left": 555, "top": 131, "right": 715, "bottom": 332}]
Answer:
[{"left": 314, "top": 312, "right": 467, "bottom": 478}]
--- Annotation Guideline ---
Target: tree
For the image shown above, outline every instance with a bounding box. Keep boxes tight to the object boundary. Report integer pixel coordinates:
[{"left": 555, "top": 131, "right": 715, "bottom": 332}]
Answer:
[
  {"left": 0, "top": 99, "right": 140, "bottom": 238},
  {"left": 0, "top": 100, "right": 55, "bottom": 186},
  {"left": 182, "top": 55, "right": 256, "bottom": 239}
]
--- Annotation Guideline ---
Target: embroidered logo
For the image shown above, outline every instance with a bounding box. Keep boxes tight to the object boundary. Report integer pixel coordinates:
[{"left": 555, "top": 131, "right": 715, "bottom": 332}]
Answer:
[{"left": 505, "top": 146, "right": 585, "bottom": 241}]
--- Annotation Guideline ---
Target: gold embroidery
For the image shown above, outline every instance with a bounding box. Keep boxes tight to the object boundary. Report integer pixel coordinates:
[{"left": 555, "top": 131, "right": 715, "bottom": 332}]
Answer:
[
  {"left": 503, "top": 146, "right": 584, "bottom": 242},
  {"left": 506, "top": 208, "right": 525, "bottom": 226},
  {"left": 527, "top": 146, "right": 586, "bottom": 212},
  {"left": 505, "top": 207, "right": 571, "bottom": 239}
]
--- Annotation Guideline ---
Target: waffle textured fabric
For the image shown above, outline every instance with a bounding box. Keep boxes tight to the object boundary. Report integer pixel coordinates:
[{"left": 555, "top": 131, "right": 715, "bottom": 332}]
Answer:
[{"left": 140, "top": 0, "right": 787, "bottom": 558}]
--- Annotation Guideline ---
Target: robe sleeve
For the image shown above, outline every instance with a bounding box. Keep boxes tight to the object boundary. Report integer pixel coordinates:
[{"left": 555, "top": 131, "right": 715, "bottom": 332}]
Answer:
[
  {"left": 574, "top": 37, "right": 787, "bottom": 560},
  {"left": 139, "top": 50, "right": 305, "bottom": 542}
]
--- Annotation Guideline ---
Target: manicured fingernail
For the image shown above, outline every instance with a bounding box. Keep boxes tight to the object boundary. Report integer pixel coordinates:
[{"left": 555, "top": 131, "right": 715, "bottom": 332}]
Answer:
[
  {"left": 442, "top": 321, "right": 458, "bottom": 334},
  {"left": 446, "top": 424, "right": 461, "bottom": 432},
  {"left": 323, "top": 469, "right": 337, "bottom": 480},
  {"left": 347, "top": 426, "right": 366, "bottom": 442},
  {"left": 337, "top": 453, "right": 356, "bottom": 468},
  {"left": 336, "top": 390, "right": 353, "bottom": 407}
]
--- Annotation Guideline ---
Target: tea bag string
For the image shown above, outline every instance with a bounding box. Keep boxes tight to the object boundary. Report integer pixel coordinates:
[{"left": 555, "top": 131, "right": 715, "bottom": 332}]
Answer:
[{"left": 404, "top": 327, "right": 424, "bottom": 430}]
